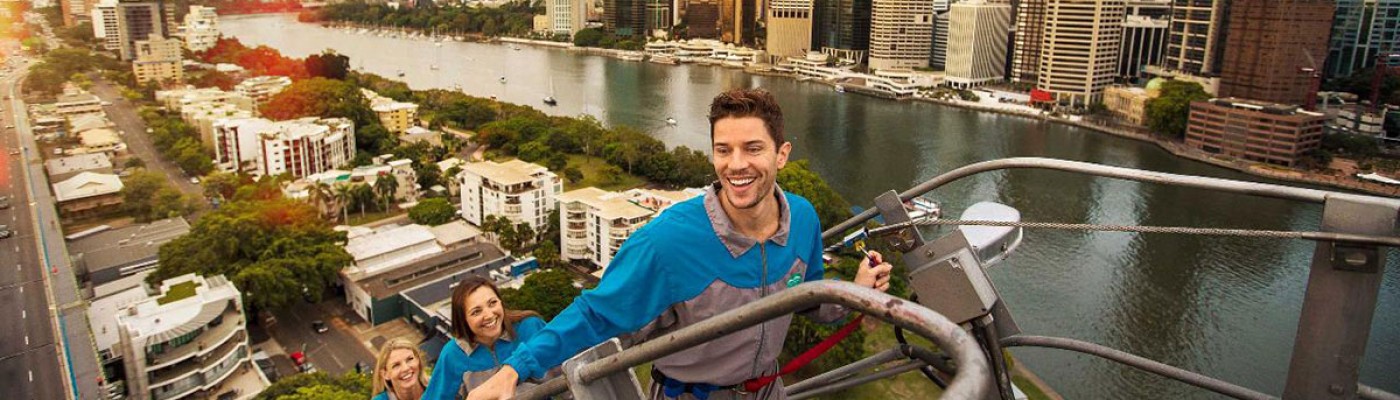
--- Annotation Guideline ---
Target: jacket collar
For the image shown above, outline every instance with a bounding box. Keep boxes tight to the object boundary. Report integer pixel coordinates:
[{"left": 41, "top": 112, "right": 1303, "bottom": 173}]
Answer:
[
  {"left": 703, "top": 181, "right": 791, "bottom": 258},
  {"left": 458, "top": 327, "right": 515, "bottom": 356}
]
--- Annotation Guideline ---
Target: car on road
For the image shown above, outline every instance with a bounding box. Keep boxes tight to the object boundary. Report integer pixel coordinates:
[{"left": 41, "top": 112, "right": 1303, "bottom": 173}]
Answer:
[
  {"left": 0, "top": 230, "right": 13, "bottom": 239},
  {"left": 0, "top": 201, "right": 10, "bottom": 210},
  {"left": 190, "top": 177, "right": 200, "bottom": 184},
  {"left": 312, "top": 320, "right": 329, "bottom": 334}
]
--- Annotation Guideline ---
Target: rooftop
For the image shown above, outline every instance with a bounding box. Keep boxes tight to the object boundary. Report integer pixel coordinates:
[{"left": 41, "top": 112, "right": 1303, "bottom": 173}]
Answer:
[
  {"left": 428, "top": 220, "right": 479, "bottom": 247},
  {"left": 69, "top": 114, "right": 114, "bottom": 132},
  {"left": 462, "top": 159, "right": 553, "bottom": 186},
  {"left": 559, "top": 187, "right": 654, "bottom": 221},
  {"left": 401, "top": 254, "right": 517, "bottom": 312},
  {"left": 68, "top": 217, "right": 191, "bottom": 275},
  {"left": 79, "top": 128, "right": 122, "bottom": 147},
  {"left": 117, "top": 274, "right": 240, "bottom": 343},
  {"left": 46, "top": 153, "right": 113, "bottom": 177},
  {"left": 52, "top": 172, "right": 123, "bottom": 202},
  {"left": 89, "top": 278, "right": 154, "bottom": 352},
  {"left": 355, "top": 242, "right": 506, "bottom": 300},
  {"left": 343, "top": 224, "right": 442, "bottom": 277}
]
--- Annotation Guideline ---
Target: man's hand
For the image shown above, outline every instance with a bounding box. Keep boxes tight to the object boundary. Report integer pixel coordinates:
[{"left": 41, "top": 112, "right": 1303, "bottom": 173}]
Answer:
[
  {"left": 854, "top": 250, "right": 893, "bottom": 292},
  {"left": 465, "top": 366, "right": 519, "bottom": 400}
]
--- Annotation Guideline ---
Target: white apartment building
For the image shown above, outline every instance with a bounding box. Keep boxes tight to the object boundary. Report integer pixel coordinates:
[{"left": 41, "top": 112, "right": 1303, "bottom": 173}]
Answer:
[
  {"left": 257, "top": 118, "right": 356, "bottom": 178},
  {"left": 88, "top": 274, "right": 257, "bottom": 400},
  {"left": 54, "top": 92, "right": 104, "bottom": 116},
  {"left": 545, "top": 0, "right": 587, "bottom": 37},
  {"left": 459, "top": 160, "right": 562, "bottom": 233},
  {"left": 944, "top": 0, "right": 1011, "bottom": 89},
  {"left": 210, "top": 117, "right": 356, "bottom": 178},
  {"left": 234, "top": 76, "right": 293, "bottom": 106},
  {"left": 91, "top": 0, "right": 121, "bottom": 51},
  {"left": 183, "top": 103, "right": 254, "bottom": 150},
  {"left": 868, "top": 0, "right": 935, "bottom": 70},
  {"left": 558, "top": 187, "right": 700, "bottom": 270},
  {"left": 179, "top": 5, "right": 220, "bottom": 52},
  {"left": 765, "top": 0, "right": 814, "bottom": 58},
  {"left": 1036, "top": 0, "right": 1125, "bottom": 107},
  {"left": 156, "top": 86, "right": 256, "bottom": 112}
]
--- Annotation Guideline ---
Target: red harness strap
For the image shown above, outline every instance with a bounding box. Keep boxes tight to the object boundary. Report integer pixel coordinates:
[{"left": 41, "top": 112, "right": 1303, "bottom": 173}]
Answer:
[{"left": 741, "top": 314, "right": 866, "bottom": 393}]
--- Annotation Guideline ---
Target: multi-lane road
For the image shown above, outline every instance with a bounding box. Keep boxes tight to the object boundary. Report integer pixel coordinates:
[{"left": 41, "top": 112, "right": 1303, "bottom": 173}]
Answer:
[{"left": 0, "top": 60, "right": 69, "bottom": 400}]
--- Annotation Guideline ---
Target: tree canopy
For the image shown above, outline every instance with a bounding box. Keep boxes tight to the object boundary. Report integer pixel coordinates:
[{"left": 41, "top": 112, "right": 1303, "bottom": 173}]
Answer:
[
  {"left": 260, "top": 77, "right": 393, "bottom": 153},
  {"left": 1145, "top": 81, "right": 1212, "bottom": 139},
  {"left": 152, "top": 181, "right": 352, "bottom": 311},
  {"left": 408, "top": 197, "right": 457, "bottom": 226},
  {"left": 254, "top": 372, "right": 370, "bottom": 400},
  {"left": 498, "top": 268, "right": 580, "bottom": 320},
  {"left": 121, "top": 171, "right": 197, "bottom": 222},
  {"left": 778, "top": 160, "right": 853, "bottom": 229}
]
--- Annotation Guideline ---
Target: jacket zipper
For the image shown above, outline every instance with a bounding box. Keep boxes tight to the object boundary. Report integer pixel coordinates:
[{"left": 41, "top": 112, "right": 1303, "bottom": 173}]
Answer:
[{"left": 750, "top": 243, "right": 769, "bottom": 379}]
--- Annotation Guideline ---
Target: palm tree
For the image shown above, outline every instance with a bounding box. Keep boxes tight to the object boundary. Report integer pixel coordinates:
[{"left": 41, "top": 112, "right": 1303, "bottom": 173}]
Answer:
[
  {"left": 351, "top": 184, "right": 375, "bottom": 218},
  {"left": 309, "top": 181, "right": 333, "bottom": 219},
  {"left": 333, "top": 185, "right": 353, "bottom": 223},
  {"left": 373, "top": 173, "right": 399, "bottom": 212}
]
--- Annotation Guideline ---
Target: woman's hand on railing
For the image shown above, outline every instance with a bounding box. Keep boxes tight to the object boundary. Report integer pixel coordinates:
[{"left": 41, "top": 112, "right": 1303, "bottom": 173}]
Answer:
[{"left": 465, "top": 365, "right": 518, "bottom": 400}]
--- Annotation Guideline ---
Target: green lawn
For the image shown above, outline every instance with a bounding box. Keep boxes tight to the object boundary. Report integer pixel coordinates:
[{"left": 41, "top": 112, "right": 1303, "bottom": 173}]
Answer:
[
  {"left": 565, "top": 155, "right": 645, "bottom": 192},
  {"left": 157, "top": 281, "right": 201, "bottom": 305}
]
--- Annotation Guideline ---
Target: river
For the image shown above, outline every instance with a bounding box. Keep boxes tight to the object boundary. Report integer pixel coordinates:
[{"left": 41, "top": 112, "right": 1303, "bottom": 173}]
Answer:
[{"left": 222, "top": 14, "right": 1399, "bottom": 399}]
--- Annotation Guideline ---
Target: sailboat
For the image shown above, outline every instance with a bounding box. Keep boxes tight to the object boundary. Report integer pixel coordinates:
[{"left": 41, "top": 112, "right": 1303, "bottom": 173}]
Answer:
[{"left": 543, "top": 77, "right": 558, "bottom": 106}]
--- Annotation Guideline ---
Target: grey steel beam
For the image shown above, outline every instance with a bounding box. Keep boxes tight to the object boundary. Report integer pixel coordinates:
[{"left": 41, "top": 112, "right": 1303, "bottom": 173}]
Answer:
[
  {"left": 822, "top": 157, "right": 1398, "bottom": 240},
  {"left": 1001, "top": 335, "right": 1274, "bottom": 400},
  {"left": 1284, "top": 196, "right": 1398, "bottom": 399},
  {"left": 788, "top": 361, "right": 929, "bottom": 400}
]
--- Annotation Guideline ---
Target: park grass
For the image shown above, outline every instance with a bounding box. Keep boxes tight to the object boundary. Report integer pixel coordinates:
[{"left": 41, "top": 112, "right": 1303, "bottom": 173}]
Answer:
[{"left": 565, "top": 154, "right": 645, "bottom": 192}]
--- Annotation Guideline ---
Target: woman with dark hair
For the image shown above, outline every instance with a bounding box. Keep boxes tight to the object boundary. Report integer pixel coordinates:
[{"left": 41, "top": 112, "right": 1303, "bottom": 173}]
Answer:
[{"left": 421, "top": 275, "right": 546, "bottom": 400}]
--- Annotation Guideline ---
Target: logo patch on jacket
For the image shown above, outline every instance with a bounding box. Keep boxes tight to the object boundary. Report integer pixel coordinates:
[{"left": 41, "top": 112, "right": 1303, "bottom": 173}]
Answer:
[{"left": 786, "top": 273, "right": 803, "bottom": 288}]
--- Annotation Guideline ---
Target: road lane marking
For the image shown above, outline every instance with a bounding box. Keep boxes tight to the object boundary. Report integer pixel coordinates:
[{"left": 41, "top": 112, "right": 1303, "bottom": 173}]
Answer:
[
  {"left": 25, "top": 335, "right": 29, "bottom": 345},
  {"left": 28, "top": 370, "right": 32, "bottom": 382},
  {"left": 21, "top": 310, "right": 24, "bottom": 318}
]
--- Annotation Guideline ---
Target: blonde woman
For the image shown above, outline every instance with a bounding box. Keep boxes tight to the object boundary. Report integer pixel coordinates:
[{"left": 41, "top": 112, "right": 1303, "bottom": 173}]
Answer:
[{"left": 372, "top": 338, "right": 430, "bottom": 400}]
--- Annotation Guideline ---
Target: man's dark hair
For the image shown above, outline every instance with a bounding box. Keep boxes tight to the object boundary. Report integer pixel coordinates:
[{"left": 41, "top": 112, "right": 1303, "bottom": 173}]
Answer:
[{"left": 708, "top": 88, "right": 785, "bottom": 145}]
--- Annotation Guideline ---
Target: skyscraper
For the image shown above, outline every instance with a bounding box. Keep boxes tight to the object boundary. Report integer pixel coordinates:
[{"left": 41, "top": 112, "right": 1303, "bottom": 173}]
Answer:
[
  {"left": 719, "top": 0, "right": 758, "bottom": 45},
  {"left": 1327, "top": 0, "right": 1400, "bottom": 78},
  {"left": 606, "top": 0, "right": 647, "bottom": 37},
  {"left": 868, "top": 0, "right": 935, "bottom": 70},
  {"left": 767, "top": 0, "right": 815, "bottom": 57},
  {"left": 945, "top": 0, "right": 1013, "bottom": 88},
  {"left": 1037, "top": 0, "right": 1125, "bottom": 107},
  {"left": 1118, "top": 15, "right": 1168, "bottom": 80},
  {"left": 646, "top": 0, "right": 674, "bottom": 35},
  {"left": 1217, "top": 0, "right": 1334, "bottom": 106},
  {"left": 687, "top": 0, "right": 722, "bottom": 38},
  {"left": 546, "top": 0, "right": 588, "bottom": 37},
  {"left": 812, "top": 0, "right": 872, "bottom": 57},
  {"left": 1012, "top": 0, "right": 1047, "bottom": 84},
  {"left": 1161, "top": 0, "right": 1229, "bottom": 76},
  {"left": 116, "top": 0, "right": 172, "bottom": 61}
]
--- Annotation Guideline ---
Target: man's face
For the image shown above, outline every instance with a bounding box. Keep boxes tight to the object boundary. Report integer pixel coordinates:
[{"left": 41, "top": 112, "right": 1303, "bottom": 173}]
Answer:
[{"left": 712, "top": 116, "right": 790, "bottom": 211}]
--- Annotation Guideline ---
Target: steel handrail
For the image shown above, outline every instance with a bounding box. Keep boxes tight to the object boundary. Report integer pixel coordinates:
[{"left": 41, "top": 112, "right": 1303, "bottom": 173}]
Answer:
[
  {"left": 516, "top": 280, "right": 993, "bottom": 399},
  {"left": 822, "top": 157, "right": 1400, "bottom": 240}
]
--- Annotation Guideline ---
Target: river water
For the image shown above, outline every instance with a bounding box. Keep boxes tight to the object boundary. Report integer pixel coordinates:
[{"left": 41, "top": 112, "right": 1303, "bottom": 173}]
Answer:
[{"left": 223, "top": 14, "right": 1399, "bottom": 398}]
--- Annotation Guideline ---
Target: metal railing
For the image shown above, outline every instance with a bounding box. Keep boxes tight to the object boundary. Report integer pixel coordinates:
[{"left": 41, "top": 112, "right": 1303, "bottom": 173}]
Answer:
[
  {"left": 517, "top": 280, "right": 994, "bottom": 399},
  {"left": 513, "top": 157, "right": 1398, "bottom": 400}
]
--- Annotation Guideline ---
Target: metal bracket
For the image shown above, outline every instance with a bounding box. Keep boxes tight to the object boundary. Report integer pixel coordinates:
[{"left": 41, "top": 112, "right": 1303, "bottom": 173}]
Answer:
[
  {"left": 872, "top": 190, "right": 924, "bottom": 252},
  {"left": 1330, "top": 243, "right": 1379, "bottom": 273},
  {"left": 562, "top": 338, "right": 646, "bottom": 400}
]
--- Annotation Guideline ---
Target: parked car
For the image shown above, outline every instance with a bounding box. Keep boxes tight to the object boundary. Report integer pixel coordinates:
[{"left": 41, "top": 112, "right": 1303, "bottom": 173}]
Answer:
[
  {"left": 0, "top": 230, "right": 13, "bottom": 239},
  {"left": 0, "top": 201, "right": 10, "bottom": 210},
  {"left": 312, "top": 320, "right": 329, "bottom": 334}
]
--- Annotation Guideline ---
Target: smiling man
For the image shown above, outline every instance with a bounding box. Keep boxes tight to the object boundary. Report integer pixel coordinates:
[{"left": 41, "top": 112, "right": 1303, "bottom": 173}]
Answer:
[{"left": 466, "top": 88, "right": 893, "bottom": 400}]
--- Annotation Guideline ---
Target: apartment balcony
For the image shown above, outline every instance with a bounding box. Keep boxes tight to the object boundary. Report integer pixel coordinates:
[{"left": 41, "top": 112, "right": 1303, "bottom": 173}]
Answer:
[
  {"left": 567, "top": 222, "right": 586, "bottom": 231},
  {"left": 566, "top": 231, "right": 587, "bottom": 240},
  {"left": 147, "top": 310, "right": 243, "bottom": 370},
  {"left": 150, "top": 344, "right": 246, "bottom": 400},
  {"left": 149, "top": 332, "right": 245, "bottom": 389},
  {"left": 504, "top": 205, "right": 523, "bottom": 215},
  {"left": 565, "top": 244, "right": 590, "bottom": 255}
]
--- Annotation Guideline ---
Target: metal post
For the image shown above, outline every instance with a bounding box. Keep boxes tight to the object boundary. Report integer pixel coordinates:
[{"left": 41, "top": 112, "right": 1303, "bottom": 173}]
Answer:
[{"left": 1284, "top": 195, "right": 1397, "bottom": 399}]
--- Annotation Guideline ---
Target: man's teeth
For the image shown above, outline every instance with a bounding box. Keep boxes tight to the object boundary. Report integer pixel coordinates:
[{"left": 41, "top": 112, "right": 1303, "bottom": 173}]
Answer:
[{"left": 729, "top": 177, "right": 755, "bottom": 186}]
